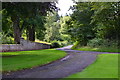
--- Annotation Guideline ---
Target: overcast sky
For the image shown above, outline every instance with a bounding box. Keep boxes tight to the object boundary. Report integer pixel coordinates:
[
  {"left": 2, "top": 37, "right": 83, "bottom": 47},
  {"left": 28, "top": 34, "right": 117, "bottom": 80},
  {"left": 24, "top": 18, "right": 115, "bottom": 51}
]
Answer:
[{"left": 56, "top": 0, "right": 76, "bottom": 16}]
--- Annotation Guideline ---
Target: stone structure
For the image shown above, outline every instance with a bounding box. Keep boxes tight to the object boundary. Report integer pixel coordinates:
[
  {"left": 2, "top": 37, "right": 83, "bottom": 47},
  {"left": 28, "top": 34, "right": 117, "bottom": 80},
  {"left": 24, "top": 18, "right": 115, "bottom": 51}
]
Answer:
[{"left": 1, "top": 38, "right": 51, "bottom": 52}]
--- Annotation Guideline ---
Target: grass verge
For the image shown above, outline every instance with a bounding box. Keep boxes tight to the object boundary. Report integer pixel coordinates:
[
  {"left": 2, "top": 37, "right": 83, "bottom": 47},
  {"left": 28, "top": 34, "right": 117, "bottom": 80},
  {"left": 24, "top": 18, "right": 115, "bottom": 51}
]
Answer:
[
  {"left": 2, "top": 49, "right": 67, "bottom": 72},
  {"left": 67, "top": 54, "right": 118, "bottom": 78},
  {"left": 74, "top": 46, "right": 120, "bottom": 53}
]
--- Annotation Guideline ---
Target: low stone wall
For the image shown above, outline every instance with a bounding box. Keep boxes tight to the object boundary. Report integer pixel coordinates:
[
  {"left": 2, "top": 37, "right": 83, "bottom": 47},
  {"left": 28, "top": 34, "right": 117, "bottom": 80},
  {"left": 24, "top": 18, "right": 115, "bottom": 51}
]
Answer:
[{"left": 1, "top": 39, "right": 51, "bottom": 52}]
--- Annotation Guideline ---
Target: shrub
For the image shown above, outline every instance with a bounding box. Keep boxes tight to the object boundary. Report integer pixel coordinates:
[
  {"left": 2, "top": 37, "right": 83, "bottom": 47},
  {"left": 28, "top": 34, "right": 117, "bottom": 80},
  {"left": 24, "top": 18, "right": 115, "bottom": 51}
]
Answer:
[
  {"left": 59, "top": 40, "right": 71, "bottom": 47},
  {"left": 87, "top": 38, "right": 118, "bottom": 48},
  {"left": 51, "top": 42, "right": 60, "bottom": 48},
  {"left": 87, "top": 38, "right": 103, "bottom": 47},
  {"left": 1, "top": 33, "right": 14, "bottom": 44},
  {"left": 71, "top": 41, "right": 80, "bottom": 49}
]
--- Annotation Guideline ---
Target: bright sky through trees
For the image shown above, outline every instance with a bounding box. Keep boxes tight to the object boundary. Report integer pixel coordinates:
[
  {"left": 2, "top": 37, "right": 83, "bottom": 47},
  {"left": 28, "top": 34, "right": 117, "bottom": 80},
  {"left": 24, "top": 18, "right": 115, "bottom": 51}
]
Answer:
[{"left": 56, "top": 0, "right": 75, "bottom": 16}]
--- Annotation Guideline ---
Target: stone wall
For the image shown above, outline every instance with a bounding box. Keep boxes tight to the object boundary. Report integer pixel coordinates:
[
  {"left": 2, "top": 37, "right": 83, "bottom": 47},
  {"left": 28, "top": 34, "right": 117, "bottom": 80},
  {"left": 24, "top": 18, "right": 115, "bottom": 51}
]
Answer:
[{"left": 1, "top": 39, "right": 51, "bottom": 52}]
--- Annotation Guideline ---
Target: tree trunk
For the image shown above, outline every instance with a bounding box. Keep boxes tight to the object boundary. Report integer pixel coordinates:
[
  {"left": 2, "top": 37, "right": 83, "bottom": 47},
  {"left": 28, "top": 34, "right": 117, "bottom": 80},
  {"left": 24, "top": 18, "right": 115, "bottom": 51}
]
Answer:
[
  {"left": 12, "top": 16, "right": 21, "bottom": 44},
  {"left": 28, "top": 25, "right": 35, "bottom": 41},
  {"left": 26, "top": 26, "right": 29, "bottom": 40}
]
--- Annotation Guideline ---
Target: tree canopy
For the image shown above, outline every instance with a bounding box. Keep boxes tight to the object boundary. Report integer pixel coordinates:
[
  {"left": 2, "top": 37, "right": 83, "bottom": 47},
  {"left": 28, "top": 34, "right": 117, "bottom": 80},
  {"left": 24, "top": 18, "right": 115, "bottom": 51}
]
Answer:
[
  {"left": 66, "top": 2, "right": 119, "bottom": 47},
  {"left": 2, "top": 2, "right": 58, "bottom": 43}
]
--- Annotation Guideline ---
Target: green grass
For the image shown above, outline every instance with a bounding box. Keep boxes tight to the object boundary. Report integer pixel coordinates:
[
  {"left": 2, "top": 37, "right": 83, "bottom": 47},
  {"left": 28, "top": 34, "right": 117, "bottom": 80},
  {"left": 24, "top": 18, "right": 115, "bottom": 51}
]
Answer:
[
  {"left": 67, "top": 54, "right": 118, "bottom": 78},
  {"left": 35, "top": 39, "right": 51, "bottom": 44},
  {"left": 11, "top": 37, "right": 51, "bottom": 44},
  {"left": 2, "top": 49, "right": 67, "bottom": 72},
  {"left": 74, "top": 46, "right": 120, "bottom": 53}
]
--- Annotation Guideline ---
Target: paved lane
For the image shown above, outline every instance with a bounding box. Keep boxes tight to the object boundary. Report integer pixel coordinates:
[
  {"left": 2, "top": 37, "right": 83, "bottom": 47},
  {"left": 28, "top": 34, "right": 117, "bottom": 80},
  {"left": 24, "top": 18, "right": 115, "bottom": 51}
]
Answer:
[{"left": 3, "top": 45, "right": 99, "bottom": 78}]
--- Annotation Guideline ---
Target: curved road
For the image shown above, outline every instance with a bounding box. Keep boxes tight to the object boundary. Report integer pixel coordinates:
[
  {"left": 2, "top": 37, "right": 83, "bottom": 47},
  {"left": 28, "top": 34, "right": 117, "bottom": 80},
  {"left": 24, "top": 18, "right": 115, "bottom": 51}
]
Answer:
[{"left": 3, "top": 45, "right": 99, "bottom": 78}]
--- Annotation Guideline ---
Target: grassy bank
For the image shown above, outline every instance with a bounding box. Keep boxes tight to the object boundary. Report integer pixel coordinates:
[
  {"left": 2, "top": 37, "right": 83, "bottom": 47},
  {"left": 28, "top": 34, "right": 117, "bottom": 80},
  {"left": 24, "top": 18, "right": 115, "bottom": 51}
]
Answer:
[
  {"left": 74, "top": 46, "right": 120, "bottom": 53},
  {"left": 67, "top": 54, "right": 118, "bottom": 78},
  {"left": 2, "top": 49, "right": 67, "bottom": 72}
]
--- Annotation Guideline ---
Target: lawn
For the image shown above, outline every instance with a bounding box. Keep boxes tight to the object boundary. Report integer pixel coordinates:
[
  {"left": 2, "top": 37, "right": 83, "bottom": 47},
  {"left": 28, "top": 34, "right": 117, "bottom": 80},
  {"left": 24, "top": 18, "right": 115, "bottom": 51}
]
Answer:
[
  {"left": 11, "top": 37, "right": 51, "bottom": 44},
  {"left": 35, "top": 39, "right": 51, "bottom": 44},
  {"left": 74, "top": 46, "right": 120, "bottom": 53},
  {"left": 67, "top": 54, "right": 118, "bottom": 78},
  {"left": 1, "top": 49, "right": 67, "bottom": 72}
]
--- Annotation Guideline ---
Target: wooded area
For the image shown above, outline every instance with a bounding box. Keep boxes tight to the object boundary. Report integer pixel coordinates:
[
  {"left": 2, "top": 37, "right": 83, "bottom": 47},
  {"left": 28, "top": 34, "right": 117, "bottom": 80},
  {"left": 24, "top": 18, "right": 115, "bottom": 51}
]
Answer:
[
  {"left": 1, "top": 2, "right": 120, "bottom": 78},
  {"left": 1, "top": 2, "right": 120, "bottom": 50}
]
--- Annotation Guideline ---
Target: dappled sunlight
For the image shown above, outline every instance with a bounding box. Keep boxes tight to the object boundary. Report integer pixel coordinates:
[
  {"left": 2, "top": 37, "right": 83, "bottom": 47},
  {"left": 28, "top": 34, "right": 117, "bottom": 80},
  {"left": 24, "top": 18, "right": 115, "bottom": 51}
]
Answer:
[
  {"left": 2, "top": 1, "right": 119, "bottom": 78},
  {"left": 35, "top": 39, "right": 51, "bottom": 44},
  {"left": 68, "top": 54, "right": 119, "bottom": 78},
  {"left": 1, "top": 49, "right": 59, "bottom": 56},
  {"left": 2, "top": 49, "right": 67, "bottom": 72},
  {"left": 76, "top": 46, "right": 120, "bottom": 53},
  {"left": 92, "top": 48, "right": 99, "bottom": 50}
]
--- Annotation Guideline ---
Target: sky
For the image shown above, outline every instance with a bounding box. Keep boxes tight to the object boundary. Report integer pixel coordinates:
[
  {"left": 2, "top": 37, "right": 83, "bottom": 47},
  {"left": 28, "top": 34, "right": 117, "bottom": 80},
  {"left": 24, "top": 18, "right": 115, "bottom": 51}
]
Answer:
[{"left": 56, "top": 0, "right": 76, "bottom": 16}]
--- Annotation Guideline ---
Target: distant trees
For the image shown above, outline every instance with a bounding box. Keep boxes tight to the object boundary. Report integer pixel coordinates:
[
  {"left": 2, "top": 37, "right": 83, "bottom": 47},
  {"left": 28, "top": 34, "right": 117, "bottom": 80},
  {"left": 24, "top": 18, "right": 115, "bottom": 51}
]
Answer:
[
  {"left": 66, "top": 2, "right": 120, "bottom": 47},
  {"left": 91, "top": 2, "right": 120, "bottom": 40},
  {"left": 44, "top": 11, "right": 72, "bottom": 46},
  {"left": 2, "top": 2, "right": 119, "bottom": 48},
  {"left": 66, "top": 3, "right": 95, "bottom": 46},
  {"left": 44, "top": 11, "right": 60, "bottom": 42}
]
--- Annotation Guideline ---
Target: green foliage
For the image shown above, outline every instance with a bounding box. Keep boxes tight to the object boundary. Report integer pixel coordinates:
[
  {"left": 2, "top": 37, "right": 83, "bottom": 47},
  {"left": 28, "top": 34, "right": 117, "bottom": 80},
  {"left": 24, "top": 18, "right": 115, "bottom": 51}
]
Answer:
[
  {"left": 51, "top": 41, "right": 60, "bottom": 48},
  {"left": 72, "top": 38, "right": 119, "bottom": 52},
  {"left": 32, "top": 16, "right": 46, "bottom": 40},
  {"left": 44, "top": 12, "right": 73, "bottom": 46},
  {"left": 59, "top": 40, "right": 72, "bottom": 47},
  {"left": 71, "top": 41, "right": 80, "bottom": 49},
  {"left": 2, "top": 49, "right": 67, "bottom": 72},
  {"left": 1, "top": 32, "right": 14, "bottom": 44},
  {"left": 2, "top": 2, "right": 58, "bottom": 43},
  {"left": 44, "top": 11, "right": 61, "bottom": 42},
  {"left": 66, "top": 3, "right": 95, "bottom": 46},
  {"left": 2, "top": 10, "right": 13, "bottom": 37},
  {"left": 59, "top": 16, "right": 71, "bottom": 34},
  {"left": 68, "top": 2, "right": 119, "bottom": 49},
  {"left": 91, "top": 2, "right": 120, "bottom": 40},
  {"left": 87, "top": 38, "right": 118, "bottom": 48},
  {"left": 87, "top": 38, "right": 103, "bottom": 47},
  {"left": 76, "top": 46, "right": 120, "bottom": 53}
]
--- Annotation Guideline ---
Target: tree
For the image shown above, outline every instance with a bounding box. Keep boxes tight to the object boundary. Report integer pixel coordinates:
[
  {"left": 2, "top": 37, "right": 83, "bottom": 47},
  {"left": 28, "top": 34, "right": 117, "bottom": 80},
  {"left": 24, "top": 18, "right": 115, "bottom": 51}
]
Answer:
[
  {"left": 91, "top": 2, "right": 120, "bottom": 40},
  {"left": 66, "top": 2, "right": 119, "bottom": 47},
  {"left": 91, "top": 2, "right": 120, "bottom": 48},
  {"left": 59, "top": 16, "right": 72, "bottom": 42},
  {"left": 44, "top": 11, "right": 60, "bottom": 42},
  {"left": 66, "top": 2, "right": 95, "bottom": 46},
  {"left": 2, "top": 2, "right": 58, "bottom": 43}
]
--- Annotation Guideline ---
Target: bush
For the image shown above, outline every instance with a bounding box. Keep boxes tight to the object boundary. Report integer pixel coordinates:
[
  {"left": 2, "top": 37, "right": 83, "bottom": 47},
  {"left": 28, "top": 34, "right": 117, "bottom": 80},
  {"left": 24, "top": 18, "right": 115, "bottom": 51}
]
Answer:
[
  {"left": 51, "top": 42, "right": 60, "bottom": 48},
  {"left": 58, "top": 40, "right": 72, "bottom": 47},
  {"left": 50, "top": 40, "right": 73, "bottom": 48},
  {"left": 1, "top": 32, "right": 14, "bottom": 44},
  {"left": 71, "top": 41, "right": 80, "bottom": 49},
  {"left": 87, "top": 38, "right": 103, "bottom": 47},
  {"left": 2, "top": 37, "right": 14, "bottom": 44},
  {"left": 87, "top": 38, "right": 118, "bottom": 48}
]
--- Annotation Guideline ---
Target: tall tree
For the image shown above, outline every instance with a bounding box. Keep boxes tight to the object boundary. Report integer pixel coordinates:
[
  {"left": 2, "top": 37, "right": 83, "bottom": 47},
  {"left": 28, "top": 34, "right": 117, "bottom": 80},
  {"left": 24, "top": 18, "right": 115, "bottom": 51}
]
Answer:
[
  {"left": 91, "top": 2, "right": 120, "bottom": 40},
  {"left": 44, "top": 11, "right": 60, "bottom": 42},
  {"left": 2, "top": 2, "right": 58, "bottom": 43},
  {"left": 66, "top": 2, "right": 95, "bottom": 46},
  {"left": 91, "top": 2, "right": 120, "bottom": 48}
]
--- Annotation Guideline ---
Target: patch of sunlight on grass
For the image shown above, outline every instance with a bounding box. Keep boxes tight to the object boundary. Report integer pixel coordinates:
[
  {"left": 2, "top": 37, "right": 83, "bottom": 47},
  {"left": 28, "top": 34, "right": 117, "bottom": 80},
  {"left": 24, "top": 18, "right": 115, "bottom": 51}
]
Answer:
[
  {"left": 92, "top": 48, "right": 99, "bottom": 50},
  {"left": 68, "top": 54, "right": 118, "bottom": 78},
  {"left": 35, "top": 39, "right": 51, "bottom": 44},
  {"left": 2, "top": 49, "right": 67, "bottom": 72},
  {"left": 76, "top": 46, "right": 120, "bottom": 52},
  {"left": 11, "top": 36, "right": 50, "bottom": 45}
]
